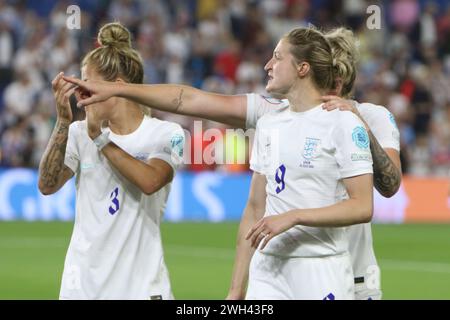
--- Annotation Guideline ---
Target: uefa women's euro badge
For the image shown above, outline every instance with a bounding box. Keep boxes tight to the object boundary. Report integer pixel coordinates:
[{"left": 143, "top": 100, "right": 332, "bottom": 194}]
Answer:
[
  {"left": 352, "top": 126, "right": 369, "bottom": 150},
  {"left": 170, "top": 134, "right": 185, "bottom": 158}
]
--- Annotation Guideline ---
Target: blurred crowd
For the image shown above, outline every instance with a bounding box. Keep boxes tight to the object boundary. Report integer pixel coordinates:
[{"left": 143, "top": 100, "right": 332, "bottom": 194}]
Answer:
[{"left": 0, "top": 0, "right": 449, "bottom": 176}]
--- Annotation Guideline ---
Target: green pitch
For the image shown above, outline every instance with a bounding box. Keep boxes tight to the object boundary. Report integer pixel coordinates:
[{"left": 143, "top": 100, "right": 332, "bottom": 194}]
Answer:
[{"left": 0, "top": 222, "right": 449, "bottom": 299}]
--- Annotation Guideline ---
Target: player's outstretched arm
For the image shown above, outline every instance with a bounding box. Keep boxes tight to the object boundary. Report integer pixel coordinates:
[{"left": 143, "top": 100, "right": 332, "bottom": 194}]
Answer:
[
  {"left": 322, "top": 95, "right": 402, "bottom": 197},
  {"left": 63, "top": 76, "right": 248, "bottom": 128},
  {"left": 247, "top": 173, "right": 374, "bottom": 250},
  {"left": 38, "top": 73, "right": 75, "bottom": 195},
  {"left": 226, "top": 173, "right": 267, "bottom": 300}
]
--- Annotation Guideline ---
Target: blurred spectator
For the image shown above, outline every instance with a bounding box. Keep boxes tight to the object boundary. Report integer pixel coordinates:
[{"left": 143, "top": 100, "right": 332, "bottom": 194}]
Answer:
[
  {"left": 417, "top": 2, "right": 438, "bottom": 48},
  {"left": 0, "top": 18, "right": 13, "bottom": 70},
  {"left": 28, "top": 90, "right": 56, "bottom": 167},
  {"left": 0, "top": 18, "right": 13, "bottom": 107},
  {"left": 342, "top": 0, "right": 367, "bottom": 30},
  {"left": 46, "top": 29, "right": 77, "bottom": 80},
  {"left": 430, "top": 103, "right": 450, "bottom": 176},
  {"left": 0, "top": 116, "right": 33, "bottom": 167},
  {"left": 410, "top": 65, "right": 432, "bottom": 136},
  {"left": 437, "top": 4, "right": 450, "bottom": 54},
  {"left": 390, "top": 0, "right": 420, "bottom": 32},
  {"left": 213, "top": 37, "right": 241, "bottom": 82},
  {"left": 107, "top": 0, "right": 141, "bottom": 32},
  {"left": 3, "top": 70, "right": 40, "bottom": 119}
]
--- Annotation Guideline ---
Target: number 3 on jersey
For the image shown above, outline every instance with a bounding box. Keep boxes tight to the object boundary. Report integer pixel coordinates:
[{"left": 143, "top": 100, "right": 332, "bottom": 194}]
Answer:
[
  {"left": 275, "top": 164, "right": 286, "bottom": 194},
  {"left": 109, "top": 187, "right": 120, "bottom": 215}
]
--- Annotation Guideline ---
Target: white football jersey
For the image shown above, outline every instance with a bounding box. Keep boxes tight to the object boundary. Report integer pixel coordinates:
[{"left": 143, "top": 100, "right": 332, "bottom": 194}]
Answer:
[
  {"left": 60, "top": 115, "right": 184, "bottom": 300},
  {"left": 249, "top": 96, "right": 373, "bottom": 257},
  {"left": 246, "top": 94, "right": 400, "bottom": 281}
]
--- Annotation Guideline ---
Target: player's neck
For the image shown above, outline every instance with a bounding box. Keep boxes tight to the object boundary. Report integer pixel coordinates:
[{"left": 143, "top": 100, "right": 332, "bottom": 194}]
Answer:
[
  {"left": 287, "top": 82, "right": 323, "bottom": 113},
  {"left": 108, "top": 101, "right": 145, "bottom": 135}
]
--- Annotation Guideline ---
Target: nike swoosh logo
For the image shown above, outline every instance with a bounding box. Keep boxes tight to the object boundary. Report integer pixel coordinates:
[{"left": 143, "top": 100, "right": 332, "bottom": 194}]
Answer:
[{"left": 80, "top": 163, "right": 95, "bottom": 170}]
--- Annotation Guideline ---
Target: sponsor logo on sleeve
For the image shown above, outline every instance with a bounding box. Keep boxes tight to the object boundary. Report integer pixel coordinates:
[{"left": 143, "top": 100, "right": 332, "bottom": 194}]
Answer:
[{"left": 351, "top": 153, "right": 372, "bottom": 161}]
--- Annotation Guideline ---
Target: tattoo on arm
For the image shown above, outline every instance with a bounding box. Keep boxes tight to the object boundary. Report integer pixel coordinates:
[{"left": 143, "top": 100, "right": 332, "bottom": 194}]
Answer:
[
  {"left": 172, "top": 88, "right": 184, "bottom": 112},
  {"left": 39, "top": 120, "right": 70, "bottom": 188},
  {"left": 368, "top": 130, "right": 401, "bottom": 197}
]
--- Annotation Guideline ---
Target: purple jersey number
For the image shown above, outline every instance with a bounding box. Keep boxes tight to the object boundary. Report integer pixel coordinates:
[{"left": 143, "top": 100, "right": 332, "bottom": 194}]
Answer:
[
  {"left": 109, "top": 187, "right": 120, "bottom": 215},
  {"left": 275, "top": 164, "right": 286, "bottom": 194}
]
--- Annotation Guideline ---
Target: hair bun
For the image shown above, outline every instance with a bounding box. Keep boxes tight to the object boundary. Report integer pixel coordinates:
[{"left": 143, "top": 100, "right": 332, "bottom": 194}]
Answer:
[{"left": 97, "top": 22, "right": 131, "bottom": 49}]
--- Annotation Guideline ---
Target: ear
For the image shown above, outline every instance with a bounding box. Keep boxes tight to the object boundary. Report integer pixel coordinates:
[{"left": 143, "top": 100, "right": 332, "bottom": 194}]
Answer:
[{"left": 297, "top": 62, "right": 310, "bottom": 78}]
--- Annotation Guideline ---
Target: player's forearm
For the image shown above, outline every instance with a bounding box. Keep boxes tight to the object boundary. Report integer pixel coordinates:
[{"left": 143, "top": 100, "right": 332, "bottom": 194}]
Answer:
[
  {"left": 116, "top": 83, "right": 247, "bottom": 127},
  {"left": 228, "top": 206, "right": 261, "bottom": 298},
  {"left": 290, "top": 197, "right": 373, "bottom": 227},
  {"left": 101, "top": 142, "right": 166, "bottom": 195},
  {"left": 368, "top": 130, "right": 401, "bottom": 197},
  {"left": 115, "top": 83, "right": 189, "bottom": 113},
  {"left": 38, "top": 119, "right": 70, "bottom": 194}
]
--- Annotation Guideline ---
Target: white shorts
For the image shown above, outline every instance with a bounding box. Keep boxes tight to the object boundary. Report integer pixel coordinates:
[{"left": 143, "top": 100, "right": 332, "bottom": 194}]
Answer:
[{"left": 246, "top": 250, "right": 355, "bottom": 300}]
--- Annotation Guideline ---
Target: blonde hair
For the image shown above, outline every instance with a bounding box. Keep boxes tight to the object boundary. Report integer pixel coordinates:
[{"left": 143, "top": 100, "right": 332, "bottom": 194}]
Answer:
[
  {"left": 283, "top": 27, "right": 335, "bottom": 92},
  {"left": 83, "top": 22, "right": 149, "bottom": 115},
  {"left": 83, "top": 22, "right": 144, "bottom": 84},
  {"left": 324, "top": 27, "right": 359, "bottom": 98}
]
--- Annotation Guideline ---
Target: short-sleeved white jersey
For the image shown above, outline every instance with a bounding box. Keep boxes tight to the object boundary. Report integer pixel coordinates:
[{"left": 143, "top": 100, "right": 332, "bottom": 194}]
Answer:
[
  {"left": 246, "top": 94, "right": 400, "bottom": 276},
  {"left": 357, "top": 103, "right": 400, "bottom": 152},
  {"left": 249, "top": 97, "right": 373, "bottom": 257},
  {"left": 60, "top": 115, "right": 184, "bottom": 300}
]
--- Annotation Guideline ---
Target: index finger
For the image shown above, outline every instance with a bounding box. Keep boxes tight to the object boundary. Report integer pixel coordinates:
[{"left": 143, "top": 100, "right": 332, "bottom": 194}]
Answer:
[{"left": 63, "top": 76, "right": 85, "bottom": 88}]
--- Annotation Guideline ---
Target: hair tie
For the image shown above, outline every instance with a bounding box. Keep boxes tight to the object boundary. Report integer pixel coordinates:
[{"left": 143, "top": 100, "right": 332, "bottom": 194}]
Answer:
[{"left": 332, "top": 58, "right": 337, "bottom": 67}]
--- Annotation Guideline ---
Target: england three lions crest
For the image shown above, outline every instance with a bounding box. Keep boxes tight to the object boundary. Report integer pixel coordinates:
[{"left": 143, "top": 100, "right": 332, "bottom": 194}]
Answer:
[{"left": 302, "top": 137, "right": 321, "bottom": 160}]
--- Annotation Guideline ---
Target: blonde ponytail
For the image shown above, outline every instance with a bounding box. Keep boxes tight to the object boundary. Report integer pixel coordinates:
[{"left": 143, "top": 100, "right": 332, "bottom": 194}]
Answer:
[{"left": 325, "top": 27, "right": 359, "bottom": 98}]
